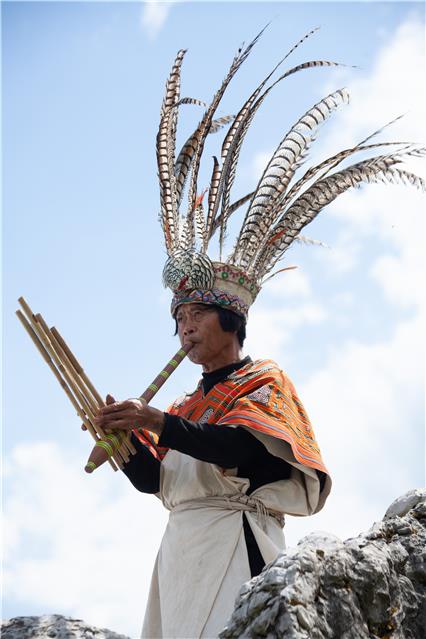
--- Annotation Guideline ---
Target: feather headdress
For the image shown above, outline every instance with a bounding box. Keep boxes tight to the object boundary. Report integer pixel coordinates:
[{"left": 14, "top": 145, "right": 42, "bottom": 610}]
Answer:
[{"left": 158, "top": 28, "right": 425, "bottom": 319}]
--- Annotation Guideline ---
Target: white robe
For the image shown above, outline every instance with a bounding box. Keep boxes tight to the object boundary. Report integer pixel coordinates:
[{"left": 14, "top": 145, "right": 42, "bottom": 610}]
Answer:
[{"left": 142, "top": 428, "right": 321, "bottom": 639}]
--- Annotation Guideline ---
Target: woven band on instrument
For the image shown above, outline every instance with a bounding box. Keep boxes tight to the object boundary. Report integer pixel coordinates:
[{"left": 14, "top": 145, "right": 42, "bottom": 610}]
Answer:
[
  {"left": 106, "top": 432, "right": 125, "bottom": 450},
  {"left": 96, "top": 439, "right": 114, "bottom": 458},
  {"left": 85, "top": 461, "right": 97, "bottom": 471}
]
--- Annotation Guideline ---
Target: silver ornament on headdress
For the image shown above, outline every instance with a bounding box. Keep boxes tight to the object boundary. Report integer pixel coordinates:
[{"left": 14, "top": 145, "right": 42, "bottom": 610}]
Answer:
[
  {"left": 162, "top": 249, "right": 215, "bottom": 291},
  {"left": 156, "top": 26, "right": 425, "bottom": 300}
]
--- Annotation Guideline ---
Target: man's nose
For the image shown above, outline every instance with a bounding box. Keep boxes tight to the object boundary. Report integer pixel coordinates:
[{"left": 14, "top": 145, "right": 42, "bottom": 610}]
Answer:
[{"left": 183, "top": 323, "right": 195, "bottom": 335}]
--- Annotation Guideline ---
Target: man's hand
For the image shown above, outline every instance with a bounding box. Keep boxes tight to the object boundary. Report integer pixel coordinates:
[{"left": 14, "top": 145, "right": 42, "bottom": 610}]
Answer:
[{"left": 93, "top": 395, "right": 165, "bottom": 436}]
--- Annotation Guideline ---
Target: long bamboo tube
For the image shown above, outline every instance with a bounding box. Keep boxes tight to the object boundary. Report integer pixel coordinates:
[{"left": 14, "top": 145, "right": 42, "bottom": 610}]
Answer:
[
  {"left": 34, "top": 314, "right": 128, "bottom": 466},
  {"left": 17, "top": 298, "right": 120, "bottom": 470},
  {"left": 16, "top": 309, "right": 119, "bottom": 471},
  {"left": 84, "top": 343, "right": 193, "bottom": 473},
  {"left": 17, "top": 297, "right": 192, "bottom": 475},
  {"left": 50, "top": 326, "right": 136, "bottom": 459}
]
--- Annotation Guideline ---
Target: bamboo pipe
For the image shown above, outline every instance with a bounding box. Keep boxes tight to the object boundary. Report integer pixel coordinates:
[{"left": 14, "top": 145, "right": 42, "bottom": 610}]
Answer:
[
  {"left": 50, "top": 325, "right": 136, "bottom": 459},
  {"left": 19, "top": 298, "right": 132, "bottom": 469},
  {"left": 33, "top": 311, "right": 125, "bottom": 468},
  {"left": 17, "top": 298, "right": 121, "bottom": 470},
  {"left": 16, "top": 308, "right": 118, "bottom": 472},
  {"left": 84, "top": 343, "right": 193, "bottom": 473},
  {"left": 34, "top": 314, "right": 128, "bottom": 466}
]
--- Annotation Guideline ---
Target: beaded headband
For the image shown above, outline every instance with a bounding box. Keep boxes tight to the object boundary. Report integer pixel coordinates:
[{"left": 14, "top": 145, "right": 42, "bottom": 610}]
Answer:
[{"left": 157, "top": 28, "right": 424, "bottom": 320}]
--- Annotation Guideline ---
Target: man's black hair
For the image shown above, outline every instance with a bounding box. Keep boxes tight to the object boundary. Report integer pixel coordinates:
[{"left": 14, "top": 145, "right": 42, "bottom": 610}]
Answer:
[{"left": 174, "top": 304, "right": 246, "bottom": 347}]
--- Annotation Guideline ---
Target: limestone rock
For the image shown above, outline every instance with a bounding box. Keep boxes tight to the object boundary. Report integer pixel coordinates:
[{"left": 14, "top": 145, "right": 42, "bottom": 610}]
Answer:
[
  {"left": 384, "top": 488, "right": 426, "bottom": 519},
  {"left": 0, "top": 614, "right": 131, "bottom": 639},
  {"left": 220, "top": 490, "right": 426, "bottom": 638}
]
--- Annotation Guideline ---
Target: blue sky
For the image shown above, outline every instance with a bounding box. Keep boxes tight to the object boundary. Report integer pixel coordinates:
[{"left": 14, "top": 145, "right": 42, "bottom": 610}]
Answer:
[{"left": 3, "top": 1, "right": 425, "bottom": 636}]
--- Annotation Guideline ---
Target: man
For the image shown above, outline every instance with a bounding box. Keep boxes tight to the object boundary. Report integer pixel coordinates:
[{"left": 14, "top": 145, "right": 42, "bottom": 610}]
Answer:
[
  {"left": 94, "top": 28, "right": 421, "bottom": 637},
  {"left": 95, "top": 300, "right": 330, "bottom": 638}
]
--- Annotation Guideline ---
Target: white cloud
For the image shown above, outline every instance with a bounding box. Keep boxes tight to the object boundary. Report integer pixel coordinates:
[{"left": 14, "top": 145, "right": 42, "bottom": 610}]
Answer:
[
  {"left": 321, "top": 18, "right": 425, "bottom": 149},
  {"left": 140, "top": 1, "right": 173, "bottom": 40},
  {"left": 3, "top": 442, "right": 168, "bottom": 637},
  {"left": 265, "top": 268, "right": 312, "bottom": 299},
  {"left": 312, "top": 16, "right": 425, "bottom": 296},
  {"left": 284, "top": 309, "right": 424, "bottom": 547},
  {"left": 246, "top": 301, "right": 327, "bottom": 360}
]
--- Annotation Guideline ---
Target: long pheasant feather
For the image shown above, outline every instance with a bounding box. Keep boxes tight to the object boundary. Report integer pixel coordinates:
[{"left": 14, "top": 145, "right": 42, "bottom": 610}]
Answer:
[
  {"left": 205, "top": 28, "right": 321, "bottom": 242},
  {"left": 174, "top": 115, "right": 234, "bottom": 209},
  {"left": 157, "top": 49, "right": 187, "bottom": 253},
  {"left": 232, "top": 88, "right": 350, "bottom": 270},
  {"left": 254, "top": 151, "right": 425, "bottom": 278}
]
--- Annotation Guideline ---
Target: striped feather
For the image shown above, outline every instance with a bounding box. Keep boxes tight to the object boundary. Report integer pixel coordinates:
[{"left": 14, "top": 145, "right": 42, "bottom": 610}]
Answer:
[
  {"left": 279, "top": 141, "right": 418, "bottom": 214},
  {"left": 205, "top": 30, "right": 320, "bottom": 240},
  {"left": 205, "top": 156, "right": 221, "bottom": 252},
  {"left": 157, "top": 49, "right": 187, "bottom": 253},
  {"left": 254, "top": 152, "right": 425, "bottom": 278},
  {"left": 174, "top": 116, "right": 234, "bottom": 209},
  {"left": 210, "top": 191, "right": 255, "bottom": 237},
  {"left": 232, "top": 88, "right": 350, "bottom": 269},
  {"left": 186, "top": 27, "right": 266, "bottom": 222},
  {"left": 194, "top": 190, "right": 208, "bottom": 247},
  {"left": 208, "top": 41, "right": 339, "bottom": 249}
]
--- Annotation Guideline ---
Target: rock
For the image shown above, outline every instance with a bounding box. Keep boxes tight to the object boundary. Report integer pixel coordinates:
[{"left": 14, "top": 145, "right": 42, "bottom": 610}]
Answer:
[
  {"left": 384, "top": 488, "right": 426, "bottom": 519},
  {"left": 0, "top": 615, "right": 131, "bottom": 639},
  {"left": 220, "top": 489, "right": 426, "bottom": 638}
]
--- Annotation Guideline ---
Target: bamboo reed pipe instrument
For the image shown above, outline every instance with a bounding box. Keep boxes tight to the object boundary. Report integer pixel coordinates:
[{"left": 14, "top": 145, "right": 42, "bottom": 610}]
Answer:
[
  {"left": 84, "top": 342, "right": 192, "bottom": 473},
  {"left": 16, "top": 297, "right": 192, "bottom": 473}
]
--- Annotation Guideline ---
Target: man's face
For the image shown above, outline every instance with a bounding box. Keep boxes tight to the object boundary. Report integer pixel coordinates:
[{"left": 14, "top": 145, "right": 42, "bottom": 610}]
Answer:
[{"left": 175, "top": 303, "right": 237, "bottom": 367}]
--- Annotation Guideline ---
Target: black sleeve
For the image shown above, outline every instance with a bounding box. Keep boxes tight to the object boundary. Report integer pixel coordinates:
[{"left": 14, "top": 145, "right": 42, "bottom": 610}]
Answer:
[
  {"left": 121, "top": 433, "right": 161, "bottom": 494},
  {"left": 158, "top": 413, "right": 266, "bottom": 468}
]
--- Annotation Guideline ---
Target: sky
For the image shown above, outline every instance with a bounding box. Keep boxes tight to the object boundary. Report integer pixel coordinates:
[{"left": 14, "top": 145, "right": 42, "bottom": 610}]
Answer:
[{"left": 2, "top": 1, "right": 425, "bottom": 637}]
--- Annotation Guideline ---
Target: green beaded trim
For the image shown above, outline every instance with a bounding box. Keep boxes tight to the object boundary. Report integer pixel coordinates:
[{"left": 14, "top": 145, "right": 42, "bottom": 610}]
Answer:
[
  {"left": 177, "top": 349, "right": 186, "bottom": 357},
  {"left": 149, "top": 383, "right": 159, "bottom": 393},
  {"left": 96, "top": 440, "right": 114, "bottom": 458},
  {"left": 106, "top": 433, "right": 120, "bottom": 450},
  {"left": 160, "top": 370, "right": 169, "bottom": 379},
  {"left": 86, "top": 461, "right": 97, "bottom": 471},
  {"left": 169, "top": 359, "right": 178, "bottom": 368}
]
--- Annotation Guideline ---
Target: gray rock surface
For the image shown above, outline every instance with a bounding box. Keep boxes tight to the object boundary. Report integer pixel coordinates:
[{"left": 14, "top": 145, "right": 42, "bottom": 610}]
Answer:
[
  {"left": 220, "top": 490, "right": 426, "bottom": 638},
  {"left": 0, "top": 614, "right": 131, "bottom": 639}
]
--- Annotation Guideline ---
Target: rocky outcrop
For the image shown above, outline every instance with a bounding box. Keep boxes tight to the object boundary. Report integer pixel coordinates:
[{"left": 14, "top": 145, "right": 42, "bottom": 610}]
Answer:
[
  {"left": 3, "top": 491, "right": 425, "bottom": 639},
  {"left": 220, "top": 489, "right": 426, "bottom": 639},
  {"left": 0, "top": 614, "right": 131, "bottom": 639}
]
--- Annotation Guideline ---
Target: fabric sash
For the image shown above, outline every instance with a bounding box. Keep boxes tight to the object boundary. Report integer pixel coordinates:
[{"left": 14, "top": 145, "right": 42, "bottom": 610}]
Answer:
[{"left": 171, "top": 493, "right": 285, "bottom": 529}]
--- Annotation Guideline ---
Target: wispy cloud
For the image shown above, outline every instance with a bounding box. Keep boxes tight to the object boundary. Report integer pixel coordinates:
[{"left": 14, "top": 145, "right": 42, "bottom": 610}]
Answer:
[
  {"left": 3, "top": 443, "right": 169, "bottom": 637},
  {"left": 140, "top": 1, "right": 174, "bottom": 40}
]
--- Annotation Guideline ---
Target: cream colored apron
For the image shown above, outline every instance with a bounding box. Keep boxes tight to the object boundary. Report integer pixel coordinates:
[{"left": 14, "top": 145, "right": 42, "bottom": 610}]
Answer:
[{"left": 141, "top": 430, "right": 320, "bottom": 639}]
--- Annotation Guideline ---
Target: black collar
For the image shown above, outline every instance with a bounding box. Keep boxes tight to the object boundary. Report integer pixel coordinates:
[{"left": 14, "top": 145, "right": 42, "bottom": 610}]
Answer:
[{"left": 201, "top": 356, "right": 251, "bottom": 395}]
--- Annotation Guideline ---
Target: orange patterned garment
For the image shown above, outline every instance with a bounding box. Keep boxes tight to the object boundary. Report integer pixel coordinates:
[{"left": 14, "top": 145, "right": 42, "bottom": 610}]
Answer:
[{"left": 135, "top": 359, "right": 329, "bottom": 476}]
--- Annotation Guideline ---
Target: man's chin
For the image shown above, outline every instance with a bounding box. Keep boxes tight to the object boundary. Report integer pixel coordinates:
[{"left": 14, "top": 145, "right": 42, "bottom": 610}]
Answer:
[{"left": 187, "top": 346, "right": 204, "bottom": 365}]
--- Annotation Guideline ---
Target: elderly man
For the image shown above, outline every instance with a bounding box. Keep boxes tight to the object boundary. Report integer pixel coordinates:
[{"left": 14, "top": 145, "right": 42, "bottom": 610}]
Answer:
[
  {"left": 91, "top": 24, "right": 417, "bottom": 636},
  {"left": 95, "top": 299, "right": 330, "bottom": 638}
]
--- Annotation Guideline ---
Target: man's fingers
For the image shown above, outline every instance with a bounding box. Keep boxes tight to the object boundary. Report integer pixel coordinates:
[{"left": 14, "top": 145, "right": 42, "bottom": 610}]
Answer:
[
  {"left": 106, "top": 394, "right": 116, "bottom": 405},
  {"left": 96, "top": 410, "right": 134, "bottom": 425},
  {"left": 101, "top": 419, "right": 132, "bottom": 430},
  {"left": 100, "top": 401, "right": 130, "bottom": 415}
]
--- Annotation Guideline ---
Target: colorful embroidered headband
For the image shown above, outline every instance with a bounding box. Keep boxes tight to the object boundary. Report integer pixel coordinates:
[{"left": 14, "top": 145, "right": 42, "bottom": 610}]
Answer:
[{"left": 157, "top": 28, "right": 425, "bottom": 319}]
